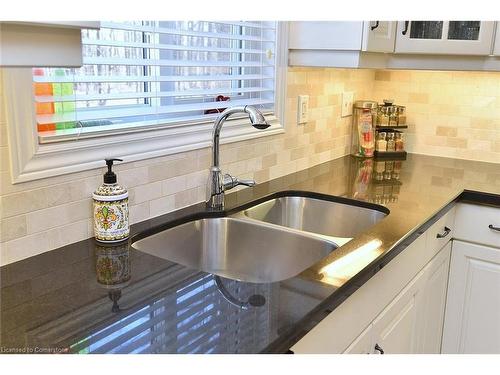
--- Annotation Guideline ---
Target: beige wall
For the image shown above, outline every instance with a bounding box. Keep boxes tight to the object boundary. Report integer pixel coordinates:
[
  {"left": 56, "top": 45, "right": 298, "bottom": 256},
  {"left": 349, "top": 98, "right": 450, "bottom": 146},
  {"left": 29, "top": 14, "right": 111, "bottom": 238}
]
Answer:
[
  {"left": 373, "top": 69, "right": 500, "bottom": 163},
  {"left": 0, "top": 67, "right": 375, "bottom": 265}
]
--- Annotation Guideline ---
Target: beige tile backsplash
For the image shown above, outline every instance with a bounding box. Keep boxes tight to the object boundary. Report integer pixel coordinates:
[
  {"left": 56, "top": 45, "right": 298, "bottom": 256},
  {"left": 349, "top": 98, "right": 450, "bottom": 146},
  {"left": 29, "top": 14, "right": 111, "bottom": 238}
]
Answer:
[
  {"left": 373, "top": 69, "right": 500, "bottom": 163},
  {"left": 1, "top": 67, "right": 500, "bottom": 265},
  {"left": 0, "top": 67, "right": 374, "bottom": 265}
]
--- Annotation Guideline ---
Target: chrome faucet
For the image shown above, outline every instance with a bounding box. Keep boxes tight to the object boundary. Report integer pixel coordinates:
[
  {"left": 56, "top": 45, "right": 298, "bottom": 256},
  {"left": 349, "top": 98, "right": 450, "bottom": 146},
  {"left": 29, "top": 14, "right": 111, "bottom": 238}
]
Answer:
[{"left": 206, "top": 105, "right": 270, "bottom": 209}]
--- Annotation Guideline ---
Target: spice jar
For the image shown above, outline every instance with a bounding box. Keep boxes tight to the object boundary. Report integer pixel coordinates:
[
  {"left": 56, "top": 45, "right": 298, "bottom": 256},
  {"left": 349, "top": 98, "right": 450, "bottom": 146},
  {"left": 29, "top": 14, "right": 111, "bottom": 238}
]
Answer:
[
  {"left": 351, "top": 101, "right": 377, "bottom": 158},
  {"left": 395, "top": 133, "right": 404, "bottom": 151},
  {"left": 386, "top": 132, "right": 396, "bottom": 152},
  {"left": 376, "top": 132, "right": 387, "bottom": 152},
  {"left": 377, "top": 106, "right": 389, "bottom": 127},
  {"left": 397, "top": 106, "right": 406, "bottom": 127},
  {"left": 389, "top": 106, "right": 398, "bottom": 127}
]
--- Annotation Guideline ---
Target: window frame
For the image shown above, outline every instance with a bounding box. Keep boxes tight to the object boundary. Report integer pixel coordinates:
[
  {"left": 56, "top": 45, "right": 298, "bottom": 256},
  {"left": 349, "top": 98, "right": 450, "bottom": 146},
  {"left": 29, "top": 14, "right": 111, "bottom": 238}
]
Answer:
[{"left": 3, "top": 22, "right": 287, "bottom": 184}]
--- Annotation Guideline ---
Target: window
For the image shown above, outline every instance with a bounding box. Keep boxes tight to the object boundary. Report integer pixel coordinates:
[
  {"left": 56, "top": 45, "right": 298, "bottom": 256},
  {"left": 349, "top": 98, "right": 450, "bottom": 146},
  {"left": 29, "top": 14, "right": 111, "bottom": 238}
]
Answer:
[
  {"left": 33, "top": 21, "right": 278, "bottom": 143},
  {"left": 3, "top": 21, "right": 286, "bottom": 183}
]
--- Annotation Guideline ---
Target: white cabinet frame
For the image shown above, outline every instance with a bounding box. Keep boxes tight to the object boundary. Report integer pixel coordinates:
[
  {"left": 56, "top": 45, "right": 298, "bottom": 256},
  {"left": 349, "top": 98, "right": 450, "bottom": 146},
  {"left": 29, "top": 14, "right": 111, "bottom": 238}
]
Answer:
[
  {"left": 362, "top": 21, "right": 397, "bottom": 53},
  {"left": 493, "top": 22, "right": 500, "bottom": 56},
  {"left": 395, "top": 21, "right": 496, "bottom": 55}
]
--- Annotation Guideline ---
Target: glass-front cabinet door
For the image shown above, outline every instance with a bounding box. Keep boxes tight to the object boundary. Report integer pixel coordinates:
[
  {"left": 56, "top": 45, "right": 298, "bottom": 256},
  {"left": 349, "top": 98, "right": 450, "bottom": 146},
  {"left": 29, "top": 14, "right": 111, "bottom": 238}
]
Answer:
[{"left": 395, "top": 21, "right": 495, "bottom": 55}]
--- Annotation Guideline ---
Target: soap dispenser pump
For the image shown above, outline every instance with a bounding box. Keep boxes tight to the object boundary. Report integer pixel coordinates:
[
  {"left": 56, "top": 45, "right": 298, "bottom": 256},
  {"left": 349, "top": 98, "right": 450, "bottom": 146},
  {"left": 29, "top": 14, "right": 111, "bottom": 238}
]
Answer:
[{"left": 93, "top": 158, "right": 129, "bottom": 243}]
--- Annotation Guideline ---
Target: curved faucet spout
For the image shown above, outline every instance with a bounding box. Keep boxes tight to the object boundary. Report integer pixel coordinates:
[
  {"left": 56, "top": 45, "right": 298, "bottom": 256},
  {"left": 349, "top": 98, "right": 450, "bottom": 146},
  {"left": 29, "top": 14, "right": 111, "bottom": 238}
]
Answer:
[
  {"left": 207, "top": 105, "right": 270, "bottom": 209},
  {"left": 211, "top": 105, "right": 269, "bottom": 167}
]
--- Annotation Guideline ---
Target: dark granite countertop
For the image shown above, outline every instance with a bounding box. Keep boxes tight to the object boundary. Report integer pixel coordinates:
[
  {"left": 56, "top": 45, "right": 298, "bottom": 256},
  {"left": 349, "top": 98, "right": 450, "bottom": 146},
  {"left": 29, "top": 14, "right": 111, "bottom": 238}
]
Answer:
[{"left": 1, "top": 154, "right": 499, "bottom": 354}]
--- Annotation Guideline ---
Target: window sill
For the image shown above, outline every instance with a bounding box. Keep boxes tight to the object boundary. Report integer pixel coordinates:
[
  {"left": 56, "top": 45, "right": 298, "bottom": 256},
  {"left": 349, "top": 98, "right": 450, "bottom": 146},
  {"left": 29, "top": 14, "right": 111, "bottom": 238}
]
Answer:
[{"left": 8, "top": 101, "right": 284, "bottom": 183}]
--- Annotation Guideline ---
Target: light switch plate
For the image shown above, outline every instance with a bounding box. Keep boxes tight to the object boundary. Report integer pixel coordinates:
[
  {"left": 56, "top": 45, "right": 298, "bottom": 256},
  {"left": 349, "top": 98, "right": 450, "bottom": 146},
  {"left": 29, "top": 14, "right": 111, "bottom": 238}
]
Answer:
[
  {"left": 341, "top": 91, "right": 354, "bottom": 118},
  {"left": 297, "top": 95, "right": 309, "bottom": 125}
]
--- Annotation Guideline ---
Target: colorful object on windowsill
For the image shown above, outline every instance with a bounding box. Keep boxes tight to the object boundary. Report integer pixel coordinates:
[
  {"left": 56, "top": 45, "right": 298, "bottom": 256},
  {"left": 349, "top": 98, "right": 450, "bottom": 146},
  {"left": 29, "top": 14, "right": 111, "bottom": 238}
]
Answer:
[
  {"left": 204, "top": 95, "right": 230, "bottom": 114},
  {"left": 34, "top": 68, "right": 77, "bottom": 133},
  {"left": 93, "top": 158, "right": 129, "bottom": 243},
  {"left": 33, "top": 68, "right": 56, "bottom": 132}
]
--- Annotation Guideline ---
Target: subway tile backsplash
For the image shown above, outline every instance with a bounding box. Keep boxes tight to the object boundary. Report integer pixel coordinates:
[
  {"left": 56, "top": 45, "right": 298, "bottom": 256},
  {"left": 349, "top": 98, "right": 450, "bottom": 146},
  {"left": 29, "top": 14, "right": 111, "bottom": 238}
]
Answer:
[
  {"left": 0, "top": 67, "right": 374, "bottom": 265},
  {"left": 373, "top": 69, "right": 500, "bottom": 163}
]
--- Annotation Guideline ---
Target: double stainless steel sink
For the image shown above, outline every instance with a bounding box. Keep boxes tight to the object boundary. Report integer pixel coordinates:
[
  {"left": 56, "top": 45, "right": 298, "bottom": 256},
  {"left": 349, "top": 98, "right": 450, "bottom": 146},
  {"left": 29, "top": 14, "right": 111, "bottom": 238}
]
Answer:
[{"left": 132, "top": 194, "right": 388, "bottom": 283}]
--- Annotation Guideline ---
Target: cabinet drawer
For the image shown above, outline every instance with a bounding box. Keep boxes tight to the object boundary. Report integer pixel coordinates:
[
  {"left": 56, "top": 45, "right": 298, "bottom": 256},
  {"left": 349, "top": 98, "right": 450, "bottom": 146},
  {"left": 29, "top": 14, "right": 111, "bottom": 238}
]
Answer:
[
  {"left": 454, "top": 203, "right": 500, "bottom": 248},
  {"left": 426, "top": 207, "right": 455, "bottom": 252}
]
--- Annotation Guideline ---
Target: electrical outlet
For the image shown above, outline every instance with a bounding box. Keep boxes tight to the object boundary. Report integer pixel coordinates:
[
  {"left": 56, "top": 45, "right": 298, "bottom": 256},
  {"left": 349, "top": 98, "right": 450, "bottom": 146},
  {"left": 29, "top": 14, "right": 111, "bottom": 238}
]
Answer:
[
  {"left": 297, "top": 95, "right": 309, "bottom": 124},
  {"left": 297, "top": 95, "right": 309, "bottom": 125},
  {"left": 341, "top": 91, "right": 354, "bottom": 118}
]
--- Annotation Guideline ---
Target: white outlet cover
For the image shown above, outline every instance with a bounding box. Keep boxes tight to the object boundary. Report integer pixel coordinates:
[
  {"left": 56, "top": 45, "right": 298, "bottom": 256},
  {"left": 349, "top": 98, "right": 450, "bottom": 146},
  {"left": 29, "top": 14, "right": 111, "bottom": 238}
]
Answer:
[
  {"left": 341, "top": 91, "right": 354, "bottom": 118},
  {"left": 297, "top": 95, "right": 309, "bottom": 125}
]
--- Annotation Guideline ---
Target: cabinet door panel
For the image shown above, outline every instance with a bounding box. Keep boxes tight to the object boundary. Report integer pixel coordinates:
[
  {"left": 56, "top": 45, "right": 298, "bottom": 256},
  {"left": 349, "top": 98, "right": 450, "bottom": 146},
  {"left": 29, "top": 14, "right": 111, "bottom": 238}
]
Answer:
[
  {"left": 416, "top": 242, "right": 451, "bottom": 353},
  {"left": 343, "top": 324, "right": 373, "bottom": 354},
  {"left": 362, "top": 21, "right": 396, "bottom": 52},
  {"left": 371, "top": 269, "right": 424, "bottom": 354},
  {"left": 372, "top": 293, "right": 419, "bottom": 354},
  {"left": 288, "top": 22, "right": 363, "bottom": 50},
  {"left": 494, "top": 23, "right": 500, "bottom": 56},
  {"left": 395, "top": 21, "right": 495, "bottom": 55},
  {"left": 442, "top": 240, "right": 500, "bottom": 353}
]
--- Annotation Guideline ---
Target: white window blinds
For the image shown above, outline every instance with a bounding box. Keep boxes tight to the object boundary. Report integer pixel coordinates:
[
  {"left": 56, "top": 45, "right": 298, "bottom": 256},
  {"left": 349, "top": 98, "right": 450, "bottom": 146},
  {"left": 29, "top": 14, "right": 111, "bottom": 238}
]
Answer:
[{"left": 33, "top": 21, "right": 277, "bottom": 143}]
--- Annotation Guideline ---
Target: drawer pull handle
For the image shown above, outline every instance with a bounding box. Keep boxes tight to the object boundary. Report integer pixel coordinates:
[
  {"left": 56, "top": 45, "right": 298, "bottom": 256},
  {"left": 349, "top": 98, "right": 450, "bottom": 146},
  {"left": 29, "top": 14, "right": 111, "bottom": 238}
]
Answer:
[
  {"left": 436, "top": 226, "right": 451, "bottom": 239},
  {"left": 489, "top": 224, "right": 500, "bottom": 232},
  {"left": 402, "top": 21, "right": 410, "bottom": 35},
  {"left": 374, "top": 344, "right": 385, "bottom": 354},
  {"left": 371, "top": 21, "right": 380, "bottom": 31}
]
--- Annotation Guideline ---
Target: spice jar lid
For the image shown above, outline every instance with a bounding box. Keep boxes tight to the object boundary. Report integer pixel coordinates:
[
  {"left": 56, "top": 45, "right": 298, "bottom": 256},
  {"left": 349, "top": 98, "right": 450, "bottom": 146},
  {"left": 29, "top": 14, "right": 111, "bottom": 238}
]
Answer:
[{"left": 354, "top": 100, "right": 378, "bottom": 109}]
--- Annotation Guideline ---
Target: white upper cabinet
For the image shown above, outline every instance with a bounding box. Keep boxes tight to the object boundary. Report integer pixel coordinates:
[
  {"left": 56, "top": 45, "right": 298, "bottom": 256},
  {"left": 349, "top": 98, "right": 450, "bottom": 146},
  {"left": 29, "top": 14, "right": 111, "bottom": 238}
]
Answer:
[
  {"left": 288, "top": 21, "right": 395, "bottom": 68},
  {"left": 0, "top": 21, "right": 100, "bottom": 67},
  {"left": 289, "top": 21, "right": 396, "bottom": 53},
  {"left": 494, "top": 22, "right": 500, "bottom": 56},
  {"left": 395, "top": 21, "right": 496, "bottom": 55},
  {"left": 362, "top": 21, "right": 397, "bottom": 52},
  {"left": 289, "top": 21, "right": 363, "bottom": 50}
]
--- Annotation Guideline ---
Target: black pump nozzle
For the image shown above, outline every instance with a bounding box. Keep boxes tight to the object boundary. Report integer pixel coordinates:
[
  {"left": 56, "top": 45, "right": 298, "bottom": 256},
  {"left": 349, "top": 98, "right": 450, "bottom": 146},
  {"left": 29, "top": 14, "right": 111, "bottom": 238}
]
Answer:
[{"left": 104, "top": 158, "right": 123, "bottom": 184}]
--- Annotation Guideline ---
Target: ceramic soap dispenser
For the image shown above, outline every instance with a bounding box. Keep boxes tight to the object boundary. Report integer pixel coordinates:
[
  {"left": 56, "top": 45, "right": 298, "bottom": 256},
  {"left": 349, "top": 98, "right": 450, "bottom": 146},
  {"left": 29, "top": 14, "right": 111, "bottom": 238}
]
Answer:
[{"left": 93, "top": 158, "right": 129, "bottom": 242}]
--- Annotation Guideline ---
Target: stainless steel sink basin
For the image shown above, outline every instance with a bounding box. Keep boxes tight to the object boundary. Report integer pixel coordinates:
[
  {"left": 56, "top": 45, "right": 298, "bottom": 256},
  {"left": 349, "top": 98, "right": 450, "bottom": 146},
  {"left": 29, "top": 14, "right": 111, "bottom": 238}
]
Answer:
[
  {"left": 241, "top": 196, "right": 387, "bottom": 239},
  {"left": 131, "top": 217, "right": 337, "bottom": 283}
]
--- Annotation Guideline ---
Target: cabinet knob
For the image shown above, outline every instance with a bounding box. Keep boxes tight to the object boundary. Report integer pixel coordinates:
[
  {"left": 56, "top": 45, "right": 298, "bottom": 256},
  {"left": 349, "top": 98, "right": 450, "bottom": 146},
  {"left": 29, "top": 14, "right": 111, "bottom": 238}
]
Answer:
[
  {"left": 374, "top": 343, "right": 385, "bottom": 354},
  {"left": 436, "top": 226, "right": 451, "bottom": 239},
  {"left": 489, "top": 224, "right": 500, "bottom": 232}
]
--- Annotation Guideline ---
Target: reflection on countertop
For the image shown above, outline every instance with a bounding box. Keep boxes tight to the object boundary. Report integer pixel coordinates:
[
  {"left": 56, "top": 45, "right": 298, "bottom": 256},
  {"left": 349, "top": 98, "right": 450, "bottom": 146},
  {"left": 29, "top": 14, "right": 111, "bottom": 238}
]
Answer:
[{"left": 1, "top": 153, "right": 499, "bottom": 354}]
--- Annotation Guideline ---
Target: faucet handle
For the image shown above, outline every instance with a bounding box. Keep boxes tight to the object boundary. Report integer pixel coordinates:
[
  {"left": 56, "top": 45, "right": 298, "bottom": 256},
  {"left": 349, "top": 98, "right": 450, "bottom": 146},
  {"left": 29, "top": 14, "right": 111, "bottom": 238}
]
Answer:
[
  {"left": 223, "top": 174, "right": 256, "bottom": 191},
  {"left": 237, "top": 178, "right": 256, "bottom": 187}
]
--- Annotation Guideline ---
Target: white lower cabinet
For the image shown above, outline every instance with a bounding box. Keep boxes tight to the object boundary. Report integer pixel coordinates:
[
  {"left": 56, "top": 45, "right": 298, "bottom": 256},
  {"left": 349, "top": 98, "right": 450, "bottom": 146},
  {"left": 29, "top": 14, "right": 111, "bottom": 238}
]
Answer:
[
  {"left": 291, "top": 203, "right": 500, "bottom": 354},
  {"left": 414, "top": 242, "right": 451, "bottom": 353},
  {"left": 343, "top": 324, "right": 373, "bottom": 354},
  {"left": 370, "top": 279, "right": 420, "bottom": 354},
  {"left": 343, "top": 243, "right": 451, "bottom": 354},
  {"left": 442, "top": 240, "right": 500, "bottom": 354}
]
